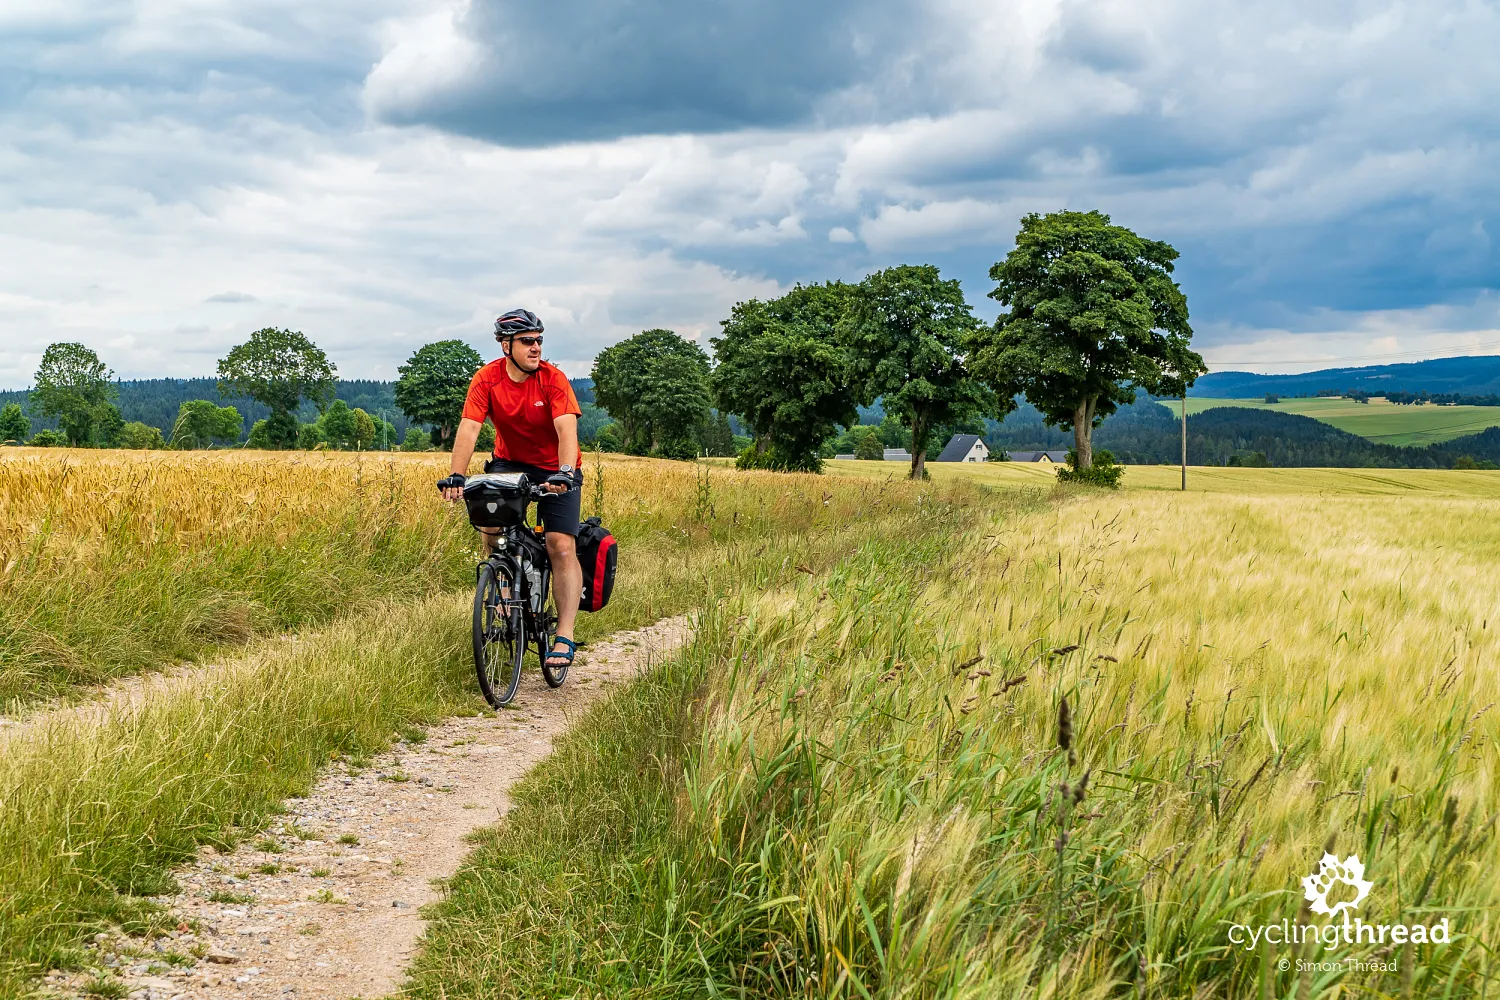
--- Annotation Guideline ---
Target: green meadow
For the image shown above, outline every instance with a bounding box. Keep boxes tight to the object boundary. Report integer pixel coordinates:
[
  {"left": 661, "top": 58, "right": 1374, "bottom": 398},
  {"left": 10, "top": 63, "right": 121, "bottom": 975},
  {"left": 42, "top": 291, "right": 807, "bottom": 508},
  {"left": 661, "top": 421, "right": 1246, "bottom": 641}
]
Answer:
[{"left": 1163, "top": 395, "right": 1500, "bottom": 447}]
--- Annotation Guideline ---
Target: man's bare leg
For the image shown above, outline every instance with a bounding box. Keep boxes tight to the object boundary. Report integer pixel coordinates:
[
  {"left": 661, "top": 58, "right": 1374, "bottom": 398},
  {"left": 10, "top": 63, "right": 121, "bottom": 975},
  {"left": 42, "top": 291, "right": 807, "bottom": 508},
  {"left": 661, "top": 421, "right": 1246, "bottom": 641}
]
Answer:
[
  {"left": 545, "top": 531, "right": 581, "bottom": 663},
  {"left": 478, "top": 528, "right": 501, "bottom": 559}
]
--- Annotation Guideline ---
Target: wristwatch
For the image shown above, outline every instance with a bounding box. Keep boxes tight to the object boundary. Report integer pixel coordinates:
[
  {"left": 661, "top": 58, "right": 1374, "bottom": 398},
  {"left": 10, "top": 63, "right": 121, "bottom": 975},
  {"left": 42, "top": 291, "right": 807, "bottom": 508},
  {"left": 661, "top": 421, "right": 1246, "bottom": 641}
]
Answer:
[{"left": 558, "top": 463, "right": 574, "bottom": 474}]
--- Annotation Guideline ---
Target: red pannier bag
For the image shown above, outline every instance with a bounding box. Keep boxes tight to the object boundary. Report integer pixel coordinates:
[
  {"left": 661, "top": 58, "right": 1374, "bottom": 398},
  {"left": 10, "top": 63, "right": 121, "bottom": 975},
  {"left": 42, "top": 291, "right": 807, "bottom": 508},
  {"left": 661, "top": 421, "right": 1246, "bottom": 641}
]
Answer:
[{"left": 576, "top": 516, "right": 617, "bottom": 612}]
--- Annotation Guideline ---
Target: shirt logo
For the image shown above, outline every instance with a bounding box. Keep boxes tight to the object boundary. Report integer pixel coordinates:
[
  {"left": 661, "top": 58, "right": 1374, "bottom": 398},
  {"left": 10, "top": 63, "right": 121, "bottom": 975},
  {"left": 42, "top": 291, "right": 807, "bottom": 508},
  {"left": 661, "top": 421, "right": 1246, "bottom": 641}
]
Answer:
[{"left": 534, "top": 400, "right": 544, "bottom": 406}]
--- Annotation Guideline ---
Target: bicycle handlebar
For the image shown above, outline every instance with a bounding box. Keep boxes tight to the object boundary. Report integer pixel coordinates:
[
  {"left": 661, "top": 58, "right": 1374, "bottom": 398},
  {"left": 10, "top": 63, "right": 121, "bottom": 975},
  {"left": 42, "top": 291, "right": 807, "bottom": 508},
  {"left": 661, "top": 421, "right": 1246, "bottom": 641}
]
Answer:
[{"left": 527, "top": 482, "right": 577, "bottom": 500}]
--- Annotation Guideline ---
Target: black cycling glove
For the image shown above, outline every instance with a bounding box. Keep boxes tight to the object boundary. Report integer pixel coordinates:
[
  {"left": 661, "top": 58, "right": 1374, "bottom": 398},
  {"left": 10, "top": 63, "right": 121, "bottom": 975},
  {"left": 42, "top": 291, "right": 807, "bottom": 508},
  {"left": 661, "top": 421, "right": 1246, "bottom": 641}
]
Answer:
[{"left": 436, "top": 473, "right": 466, "bottom": 493}]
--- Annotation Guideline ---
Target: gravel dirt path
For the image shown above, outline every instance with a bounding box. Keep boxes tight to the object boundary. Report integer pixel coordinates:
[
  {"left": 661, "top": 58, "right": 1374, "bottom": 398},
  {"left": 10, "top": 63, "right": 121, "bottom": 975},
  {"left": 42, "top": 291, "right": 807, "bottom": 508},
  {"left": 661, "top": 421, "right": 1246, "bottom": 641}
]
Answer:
[{"left": 38, "top": 614, "right": 693, "bottom": 1000}]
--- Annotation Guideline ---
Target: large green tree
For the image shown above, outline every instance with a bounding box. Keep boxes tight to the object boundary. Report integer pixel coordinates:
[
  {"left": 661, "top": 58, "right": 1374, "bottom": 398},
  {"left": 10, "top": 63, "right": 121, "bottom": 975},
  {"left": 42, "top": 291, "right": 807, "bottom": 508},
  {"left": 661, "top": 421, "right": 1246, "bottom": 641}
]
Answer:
[
  {"left": 842, "top": 265, "right": 998, "bottom": 480},
  {"left": 970, "top": 210, "right": 1205, "bottom": 469},
  {"left": 591, "top": 329, "right": 711, "bottom": 459},
  {"left": 30, "top": 342, "right": 117, "bottom": 447},
  {"left": 393, "top": 340, "right": 484, "bottom": 450},
  {"left": 712, "top": 282, "right": 856, "bottom": 473},
  {"left": 216, "top": 328, "right": 337, "bottom": 449},
  {"left": 0, "top": 403, "right": 28, "bottom": 444},
  {"left": 170, "top": 400, "right": 243, "bottom": 449}
]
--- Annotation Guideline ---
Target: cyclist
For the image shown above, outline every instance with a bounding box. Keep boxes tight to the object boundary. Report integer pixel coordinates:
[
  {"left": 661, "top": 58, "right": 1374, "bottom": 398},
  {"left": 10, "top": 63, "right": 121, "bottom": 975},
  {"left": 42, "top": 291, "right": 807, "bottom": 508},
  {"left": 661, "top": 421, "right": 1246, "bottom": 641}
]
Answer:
[{"left": 439, "top": 308, "right": 584, "bottom": 671}]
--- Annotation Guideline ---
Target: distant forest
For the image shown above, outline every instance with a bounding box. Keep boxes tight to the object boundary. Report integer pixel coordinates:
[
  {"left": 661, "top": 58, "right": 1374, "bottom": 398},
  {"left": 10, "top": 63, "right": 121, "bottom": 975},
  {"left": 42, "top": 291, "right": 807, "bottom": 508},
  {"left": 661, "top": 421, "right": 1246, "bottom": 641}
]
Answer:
[
  {"left": 7, "top": 377, "right": 1500, "bottom": 467},
  {"left": 1191, "top": 354, "right": 1500, "bottom": 398},
  {"left": 994, "top": 397, "right": 1500, "bottom": 468},
  {"left": 1, "top": 377, "right": 609, "bottom": 445}
]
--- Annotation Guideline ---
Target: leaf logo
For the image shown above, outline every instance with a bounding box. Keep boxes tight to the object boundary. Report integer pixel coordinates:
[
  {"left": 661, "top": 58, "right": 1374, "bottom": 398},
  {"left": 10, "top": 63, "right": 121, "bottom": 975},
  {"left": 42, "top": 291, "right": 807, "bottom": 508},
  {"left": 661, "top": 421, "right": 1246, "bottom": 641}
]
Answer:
[{"left": 1301, "top": 853, "right": 1373, "bottom": 917}]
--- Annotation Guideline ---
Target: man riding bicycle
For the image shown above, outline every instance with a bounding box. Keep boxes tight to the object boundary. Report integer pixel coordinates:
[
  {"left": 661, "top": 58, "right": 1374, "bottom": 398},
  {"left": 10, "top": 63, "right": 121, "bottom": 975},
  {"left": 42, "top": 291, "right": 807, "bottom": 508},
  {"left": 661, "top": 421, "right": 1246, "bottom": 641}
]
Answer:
[{"left": 439, "top": 308, "right": 584, "bottom": 671}]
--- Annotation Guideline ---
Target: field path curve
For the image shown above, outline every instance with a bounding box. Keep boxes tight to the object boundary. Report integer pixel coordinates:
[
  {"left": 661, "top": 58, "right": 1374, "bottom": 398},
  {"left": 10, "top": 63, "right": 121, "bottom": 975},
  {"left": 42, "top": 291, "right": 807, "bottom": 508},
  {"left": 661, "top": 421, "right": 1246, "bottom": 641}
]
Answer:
[{"left": 42, "top": 615, "right": 693, "bottom": 1000}]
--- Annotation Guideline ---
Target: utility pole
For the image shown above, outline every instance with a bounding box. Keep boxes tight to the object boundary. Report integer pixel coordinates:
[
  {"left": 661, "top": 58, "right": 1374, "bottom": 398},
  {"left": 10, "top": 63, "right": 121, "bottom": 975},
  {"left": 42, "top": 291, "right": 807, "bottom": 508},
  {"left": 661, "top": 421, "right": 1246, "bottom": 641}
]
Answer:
[{"left": 1181, "top": 394, "right": 1187, "bottom": 490}]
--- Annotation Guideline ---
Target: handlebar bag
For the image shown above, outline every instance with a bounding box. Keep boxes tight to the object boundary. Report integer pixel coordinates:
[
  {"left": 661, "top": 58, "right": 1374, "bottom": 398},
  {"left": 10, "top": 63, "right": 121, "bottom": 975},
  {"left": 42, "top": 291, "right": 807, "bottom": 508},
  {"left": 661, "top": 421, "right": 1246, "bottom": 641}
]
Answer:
[
  {"left": 462, "top": 473, "right": 530, "bottom": 528},
  {"left": 576, "top": 516, "right": 617, "bottom": 612}
]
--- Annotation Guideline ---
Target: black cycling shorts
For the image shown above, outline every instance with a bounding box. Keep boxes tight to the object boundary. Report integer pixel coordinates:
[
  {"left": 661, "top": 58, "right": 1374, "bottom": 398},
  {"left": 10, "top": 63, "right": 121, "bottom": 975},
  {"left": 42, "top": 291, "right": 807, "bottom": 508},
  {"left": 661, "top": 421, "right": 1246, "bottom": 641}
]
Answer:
[{"left": 483, "top": 458, "right": 584, "bottom": 537}]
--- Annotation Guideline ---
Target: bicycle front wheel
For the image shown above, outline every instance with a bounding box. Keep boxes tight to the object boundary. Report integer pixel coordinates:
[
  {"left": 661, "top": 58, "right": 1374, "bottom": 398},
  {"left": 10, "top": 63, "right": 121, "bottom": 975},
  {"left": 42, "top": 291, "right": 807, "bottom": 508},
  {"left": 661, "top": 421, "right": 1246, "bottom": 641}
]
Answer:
[{"left": 474, "top": 562, "right": 524, "bottom": 707}]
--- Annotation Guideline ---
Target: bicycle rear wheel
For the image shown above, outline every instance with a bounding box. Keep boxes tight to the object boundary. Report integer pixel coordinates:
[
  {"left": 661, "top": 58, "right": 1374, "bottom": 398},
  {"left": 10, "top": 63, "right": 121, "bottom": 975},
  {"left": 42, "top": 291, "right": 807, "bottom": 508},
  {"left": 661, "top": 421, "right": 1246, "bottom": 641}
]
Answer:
[
  {"left": 538, "top": 593, "right": 568, "bottom": 688},
  {"left": 474, "top": 562, "right": 524, "bottom": 707}
]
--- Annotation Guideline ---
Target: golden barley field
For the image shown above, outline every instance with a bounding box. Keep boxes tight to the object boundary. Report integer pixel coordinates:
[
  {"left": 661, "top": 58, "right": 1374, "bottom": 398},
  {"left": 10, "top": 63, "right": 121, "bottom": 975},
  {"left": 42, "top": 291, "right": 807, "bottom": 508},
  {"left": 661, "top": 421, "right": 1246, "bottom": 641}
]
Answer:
[
  {"left": 0, "top": 447, "right": 963, "bottom": 708},
  {"left": 0, "top": 448, "right": 472, "bottom": 706}
]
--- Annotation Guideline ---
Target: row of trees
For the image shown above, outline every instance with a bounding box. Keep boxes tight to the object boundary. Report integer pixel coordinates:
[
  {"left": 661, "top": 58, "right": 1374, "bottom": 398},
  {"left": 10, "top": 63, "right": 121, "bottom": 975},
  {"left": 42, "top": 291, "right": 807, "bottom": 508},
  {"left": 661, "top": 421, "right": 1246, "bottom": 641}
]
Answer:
[
  {"left": 6, "top": 210, "right": 1207, "bottom": 474},
  {"left": 588, "top": 210, "right": 1206, "bottom": 478},
  {"left": 3, "top": 331, "right": 409, "bottom": 452}
]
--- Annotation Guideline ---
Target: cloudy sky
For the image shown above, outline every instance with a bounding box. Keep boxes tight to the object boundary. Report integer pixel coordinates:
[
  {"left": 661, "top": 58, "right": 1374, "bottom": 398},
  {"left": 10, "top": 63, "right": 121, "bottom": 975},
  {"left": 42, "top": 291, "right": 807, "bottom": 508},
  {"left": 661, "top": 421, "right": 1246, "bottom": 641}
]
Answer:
[{"left": 2, "top": 0, "right": 1498, "bottom": 386}]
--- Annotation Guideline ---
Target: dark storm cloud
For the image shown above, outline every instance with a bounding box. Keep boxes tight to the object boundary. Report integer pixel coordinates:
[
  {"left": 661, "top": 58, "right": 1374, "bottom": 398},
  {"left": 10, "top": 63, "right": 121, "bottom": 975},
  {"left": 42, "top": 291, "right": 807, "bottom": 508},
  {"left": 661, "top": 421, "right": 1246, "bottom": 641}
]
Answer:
[{"left": 366, "top": 0, "right": 932, "bottom": 144}]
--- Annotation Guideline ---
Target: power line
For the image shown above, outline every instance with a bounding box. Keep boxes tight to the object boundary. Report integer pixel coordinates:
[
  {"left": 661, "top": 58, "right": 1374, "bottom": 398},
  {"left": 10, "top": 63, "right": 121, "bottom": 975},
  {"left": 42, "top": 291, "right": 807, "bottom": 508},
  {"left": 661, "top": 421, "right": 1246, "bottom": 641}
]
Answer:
[{"left": 1204, "top": 339, "right": 1500, "bottom": 368}]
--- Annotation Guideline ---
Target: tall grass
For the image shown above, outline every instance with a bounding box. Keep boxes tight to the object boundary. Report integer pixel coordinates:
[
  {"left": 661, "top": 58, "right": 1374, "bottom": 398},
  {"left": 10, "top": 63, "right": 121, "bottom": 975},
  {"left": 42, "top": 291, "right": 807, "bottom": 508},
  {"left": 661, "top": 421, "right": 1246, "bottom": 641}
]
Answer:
[
  {"left": 0, "top": 450, "right": 471, "bottom": 706},
  {"left": 0, "top": 449, "right": 957, "bottom": 708},
  {"left": 408, "top": 486, "right": 1498, "bottom": 998},
  {"left": 0, "top": 455, "right": 975, "bottom": 994}
]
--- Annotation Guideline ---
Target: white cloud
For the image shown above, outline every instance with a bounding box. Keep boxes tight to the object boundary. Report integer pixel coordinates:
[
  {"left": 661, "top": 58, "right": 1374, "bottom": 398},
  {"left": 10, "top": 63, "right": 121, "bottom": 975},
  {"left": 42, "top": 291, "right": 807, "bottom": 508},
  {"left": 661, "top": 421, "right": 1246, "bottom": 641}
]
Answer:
[
  {"left": 363, "top": 1, "right": 483, "bottom": 123},
  {"left": 2, "top": 0, "right": 1500, "bottom": 388}
]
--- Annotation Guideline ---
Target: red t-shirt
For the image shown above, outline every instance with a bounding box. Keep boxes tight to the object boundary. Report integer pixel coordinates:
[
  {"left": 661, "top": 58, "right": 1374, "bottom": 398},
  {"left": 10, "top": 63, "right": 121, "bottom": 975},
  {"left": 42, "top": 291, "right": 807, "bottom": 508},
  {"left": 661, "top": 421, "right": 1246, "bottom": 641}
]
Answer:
[{"left": 461, "top": 360, "right": 583, "bottom": 469}]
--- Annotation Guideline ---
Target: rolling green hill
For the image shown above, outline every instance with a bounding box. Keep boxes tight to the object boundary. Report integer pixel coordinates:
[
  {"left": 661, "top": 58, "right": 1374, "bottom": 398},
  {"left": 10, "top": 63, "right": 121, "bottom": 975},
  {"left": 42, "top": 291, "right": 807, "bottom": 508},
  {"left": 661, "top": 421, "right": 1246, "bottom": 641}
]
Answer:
[{"left": 1159, "top": 395, "right": 1500, "bottom": 446}]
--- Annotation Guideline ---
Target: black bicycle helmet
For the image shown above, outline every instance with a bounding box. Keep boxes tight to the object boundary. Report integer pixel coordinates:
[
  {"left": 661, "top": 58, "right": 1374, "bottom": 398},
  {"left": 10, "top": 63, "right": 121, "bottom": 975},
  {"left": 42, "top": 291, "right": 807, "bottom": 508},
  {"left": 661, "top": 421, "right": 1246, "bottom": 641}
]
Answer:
[{"left": 494, "top": 308, "right": 544, "bottom": 339}]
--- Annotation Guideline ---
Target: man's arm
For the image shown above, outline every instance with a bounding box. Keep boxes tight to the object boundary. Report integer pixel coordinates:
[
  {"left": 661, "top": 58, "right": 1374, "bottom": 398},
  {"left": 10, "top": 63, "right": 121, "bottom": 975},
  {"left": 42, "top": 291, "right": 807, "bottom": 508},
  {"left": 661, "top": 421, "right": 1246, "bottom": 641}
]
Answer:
[
  {"left": 443, "top": 418, "right": 484, "bottom": 500},
  {"left": 553, "top": 412, "right": 579, "bottom": 469}
]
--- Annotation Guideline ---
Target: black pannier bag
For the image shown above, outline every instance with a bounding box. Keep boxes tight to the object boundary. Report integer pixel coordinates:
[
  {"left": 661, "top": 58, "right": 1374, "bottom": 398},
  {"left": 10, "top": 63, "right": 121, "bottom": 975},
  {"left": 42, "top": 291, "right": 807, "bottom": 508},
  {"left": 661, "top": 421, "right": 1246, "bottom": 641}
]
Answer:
[
  {"left": 462, "top": 472, "right": 530, "bottom": 528},
  {"left": 576, "top": 516, "right": 617, "bottom": 612}
]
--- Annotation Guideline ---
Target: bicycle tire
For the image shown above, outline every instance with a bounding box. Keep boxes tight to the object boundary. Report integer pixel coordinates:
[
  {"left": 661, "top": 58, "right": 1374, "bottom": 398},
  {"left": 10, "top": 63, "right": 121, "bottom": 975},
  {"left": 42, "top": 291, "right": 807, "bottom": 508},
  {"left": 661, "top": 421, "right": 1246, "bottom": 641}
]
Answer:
[
  {"left": 474, "top": 562, "right": 525, "bottom": 707},
  {"left": 538, "top": 592, "right": 568, "bottom": 688}
]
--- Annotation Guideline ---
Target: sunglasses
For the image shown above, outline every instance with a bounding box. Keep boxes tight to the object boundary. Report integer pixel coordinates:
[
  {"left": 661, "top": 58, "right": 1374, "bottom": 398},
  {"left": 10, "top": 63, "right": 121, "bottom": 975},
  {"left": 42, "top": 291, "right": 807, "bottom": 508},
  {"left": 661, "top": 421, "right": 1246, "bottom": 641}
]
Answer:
[{"left": 513, "top": 336, "right": 543, "bottom": 347}]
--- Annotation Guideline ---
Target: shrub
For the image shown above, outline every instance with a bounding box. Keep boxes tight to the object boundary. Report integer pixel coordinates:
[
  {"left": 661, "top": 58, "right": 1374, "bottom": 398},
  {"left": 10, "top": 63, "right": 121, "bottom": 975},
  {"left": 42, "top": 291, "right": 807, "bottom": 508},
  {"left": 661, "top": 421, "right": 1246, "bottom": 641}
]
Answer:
[
  {"left": 27, "top": 429, "right": 67, "bottom": 448},
  {"left": 399, "top": 427, "right": 430, "bottom": 452},
  {"left": 654, "top": 437, "right": 700, "bottom": 462},
  {"left": 0, "top": 403, "right": 30, "bottom": 444},
  {"left": 1227, "top": 450, "right": 1269, "bottom": 467},
  {"left": 853, "top": 430, "right": 884, "bottom": 461},
  {"left": 117, "top": 421, "right": 166, "bottom": 450},
  {"left": 594, "top": 425, "right": 623, "bottom": 453},
  {"left": 246, "top": 419, "right": 269, "bottom": 450},
  {"left": 1264, "top": 393, "right": 1279, "bottom": 404},
  {"left": 1056, "top": 448, "right": 1123, "bottom": 488},
  {"left": 297, "top": 423, "right": 325, "bottom": 450},
  {"left": 735, "top": 443, "right": 821, "bottom": 474},
  {"left": 246, "top": 416, "right": 296, "bottom": 450}
]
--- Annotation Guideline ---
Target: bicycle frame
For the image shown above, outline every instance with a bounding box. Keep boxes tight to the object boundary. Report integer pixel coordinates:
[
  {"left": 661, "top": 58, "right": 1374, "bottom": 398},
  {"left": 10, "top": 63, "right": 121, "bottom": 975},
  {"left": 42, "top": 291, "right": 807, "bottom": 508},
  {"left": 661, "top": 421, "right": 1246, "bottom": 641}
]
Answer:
[{"left": 484, "top": 514, "right": 554, "bottom": 636}]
